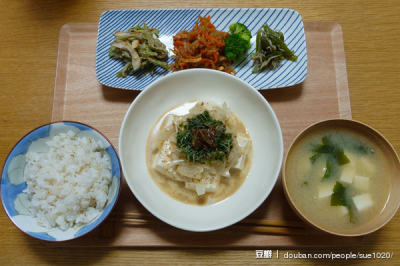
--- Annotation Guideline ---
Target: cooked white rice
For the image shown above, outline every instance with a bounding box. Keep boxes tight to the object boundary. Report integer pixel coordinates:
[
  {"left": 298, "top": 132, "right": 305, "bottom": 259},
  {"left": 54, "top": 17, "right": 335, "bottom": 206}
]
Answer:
[{"left": 24, "top": 130, "right": 112, "bottom": 231}]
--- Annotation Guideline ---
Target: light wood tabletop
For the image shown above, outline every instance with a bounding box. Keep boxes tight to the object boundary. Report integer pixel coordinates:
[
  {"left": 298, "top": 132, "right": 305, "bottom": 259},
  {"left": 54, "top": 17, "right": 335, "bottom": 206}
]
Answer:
[{"left": 1, "top": 0, "right": 399, "bottom": 265}]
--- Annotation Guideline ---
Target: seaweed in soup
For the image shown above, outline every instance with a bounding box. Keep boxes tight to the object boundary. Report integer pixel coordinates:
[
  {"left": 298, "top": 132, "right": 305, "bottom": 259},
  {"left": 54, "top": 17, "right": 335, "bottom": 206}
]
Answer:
[{"left": 310, "top": 136, "right": 350, "bottom": 166}]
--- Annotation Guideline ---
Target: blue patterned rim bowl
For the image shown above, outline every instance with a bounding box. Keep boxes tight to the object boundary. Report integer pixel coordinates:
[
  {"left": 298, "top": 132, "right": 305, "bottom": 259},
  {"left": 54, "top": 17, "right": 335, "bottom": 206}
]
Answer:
[{"left": 0, "top": 121, "right": 121, "bottom": 241}]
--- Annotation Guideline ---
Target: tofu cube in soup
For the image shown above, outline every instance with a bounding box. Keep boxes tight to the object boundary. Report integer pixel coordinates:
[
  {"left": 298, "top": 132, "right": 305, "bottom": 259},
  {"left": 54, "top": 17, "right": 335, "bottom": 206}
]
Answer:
[
  {"left": 318, "top": 182, "right": 335, "bottom": 198},
  {"left": 353, "top": 194, "right": 373, "bottom": 211},
  {"left": 339, "top": 165, "right": 356, "bottom": 184}
]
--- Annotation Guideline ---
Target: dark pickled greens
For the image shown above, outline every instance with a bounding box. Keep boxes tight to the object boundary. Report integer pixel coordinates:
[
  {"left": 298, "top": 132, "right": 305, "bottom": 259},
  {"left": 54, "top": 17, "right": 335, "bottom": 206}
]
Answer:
[
  {"left": 251, "top": 22, "right": 297, "bottom": 73},
  {"left": 176, "top": 111, "right": 233, "bottom": 164},
  {"left": 109, "top": 22, "right": 169, "bottom": 77}
]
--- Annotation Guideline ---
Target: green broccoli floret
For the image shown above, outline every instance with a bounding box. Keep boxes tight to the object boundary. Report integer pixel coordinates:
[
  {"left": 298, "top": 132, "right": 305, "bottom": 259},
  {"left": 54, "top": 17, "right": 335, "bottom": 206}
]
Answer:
[
  {"left": 229, "top": 23, "right": 252, "bottom": 41},
  {"left": 224, "top": 34, "right": 251, "bottom": 61},
  {"left": 224, "top": 23, "right": 252, "bottom": 62}
]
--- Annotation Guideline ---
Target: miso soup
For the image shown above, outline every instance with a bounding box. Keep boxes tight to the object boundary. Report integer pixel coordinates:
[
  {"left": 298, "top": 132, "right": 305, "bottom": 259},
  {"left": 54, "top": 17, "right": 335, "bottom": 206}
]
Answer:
[{"left": 285, "top": 128, "right": 391, "bottom": 230}]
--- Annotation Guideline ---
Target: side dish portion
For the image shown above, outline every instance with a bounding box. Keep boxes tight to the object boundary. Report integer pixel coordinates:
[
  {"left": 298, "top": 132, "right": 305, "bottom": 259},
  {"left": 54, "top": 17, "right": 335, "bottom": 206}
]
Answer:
[
  {"left": 146, "top": 101, "right": 253, "bottom": 205},
  {"left": 109, "top": 22, "right": 169, "bottom": 77},
  {"left": 251, "top": 22, "right": 298, "bottom": 73},
  {"left": 224, "top": 23, "right": 252, "bottom": 62},
  {"left": 108, "top": 15, "right": 299, "bottom": 78},
  {"left": 170, "top": 16, "right": 235, "bottom": 74},
  {"left": 97, "top": 9, "right": 307, "bottom": 90}
]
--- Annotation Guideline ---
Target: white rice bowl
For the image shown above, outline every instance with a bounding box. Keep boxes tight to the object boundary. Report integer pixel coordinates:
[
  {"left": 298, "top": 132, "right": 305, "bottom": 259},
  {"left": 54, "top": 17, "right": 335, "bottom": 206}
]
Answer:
[
  {"left": 1, "top": 121, "right": 121, "bottom": 241},
  {"left": 24, "top": 131, "right": 112, "bottom": 231}
]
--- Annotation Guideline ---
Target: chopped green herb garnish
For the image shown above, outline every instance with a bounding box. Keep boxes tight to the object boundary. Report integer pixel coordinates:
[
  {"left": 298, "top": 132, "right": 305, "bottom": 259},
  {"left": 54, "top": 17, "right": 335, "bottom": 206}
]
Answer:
[{"left": 176, "top": 111, "right": 233, "bottom": 164}]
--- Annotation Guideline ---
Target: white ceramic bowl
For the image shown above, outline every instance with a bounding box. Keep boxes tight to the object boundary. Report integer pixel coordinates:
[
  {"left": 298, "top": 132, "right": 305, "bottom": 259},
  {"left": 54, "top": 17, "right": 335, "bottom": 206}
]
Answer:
[{"left": 119, "top": 69, "right": 283, "bottom": 232}]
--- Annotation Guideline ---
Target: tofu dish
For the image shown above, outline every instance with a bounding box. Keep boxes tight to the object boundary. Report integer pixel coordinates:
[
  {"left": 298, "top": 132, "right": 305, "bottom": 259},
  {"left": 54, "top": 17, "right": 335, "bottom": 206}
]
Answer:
[
  {"left": 146, "top": 101, "right": 253, "bottom": 205},
  {"left": 285, "top": 128, "right": 391, "bottom": 230}
]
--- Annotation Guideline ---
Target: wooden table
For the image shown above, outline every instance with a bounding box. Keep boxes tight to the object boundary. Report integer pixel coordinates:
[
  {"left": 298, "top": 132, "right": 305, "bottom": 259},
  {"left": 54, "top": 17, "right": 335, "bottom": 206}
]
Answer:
[{"left": 1, "top": 0, "right": 399, "bottom": 265}]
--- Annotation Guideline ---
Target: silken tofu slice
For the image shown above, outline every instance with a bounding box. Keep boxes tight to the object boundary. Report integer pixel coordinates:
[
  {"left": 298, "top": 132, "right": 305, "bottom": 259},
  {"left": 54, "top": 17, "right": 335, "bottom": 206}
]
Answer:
[
  {"left": 352, "top": 193, "right": 373, "bottom": 211},
  {"left": 237, "top": 135, "right": 250, "bottom": 149},
  {"left": 318, "top": 182, "right": 336, "bottom": 198},
  {"left": 221, "top": 169, "right": 231, "bottom": 178},
  {"left": 232, "top": 135, "right": 250, "bottom": 171},
  {"left": 176, "top": 164, "right": 203, "bottom": 180},
  {"left": 347, "top": 151, "right": 375, "bottom": 175},
  {"left": 185, "top": 174, "right": 220, "bottom": 195},
  {"left": 353, "top": 175, "right": 370, "bottom": 191},
  {"left": 339, "top": 165, "right": 356, "bottom": 184},
  {"left": 332, "top": 206, "right": 349, "bottom": 215},
  {"left": 153, "top": 140, "right": 174, "bottom": 178},
  {"left": 233, "top": 155, "right": 245, "bottom": 171}
]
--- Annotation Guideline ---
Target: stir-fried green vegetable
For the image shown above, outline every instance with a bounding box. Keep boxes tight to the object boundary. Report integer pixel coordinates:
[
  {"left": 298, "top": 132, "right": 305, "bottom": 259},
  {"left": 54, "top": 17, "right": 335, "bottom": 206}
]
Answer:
[
  {"left": 251, "top": 22, "right": 297, "bottom": 73},
  {"left": 109, "top": 22, "right": 169, "bottom": 77},
  {"left": 176, "top": 111, "right": 233, "bottom": 164}
]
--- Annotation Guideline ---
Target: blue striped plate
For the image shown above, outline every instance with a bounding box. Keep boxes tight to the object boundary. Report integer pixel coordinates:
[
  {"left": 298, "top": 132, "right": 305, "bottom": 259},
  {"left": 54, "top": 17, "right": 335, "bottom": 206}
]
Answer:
[{"left": 96, "top": 8, "right": 307, "bottom": 90}]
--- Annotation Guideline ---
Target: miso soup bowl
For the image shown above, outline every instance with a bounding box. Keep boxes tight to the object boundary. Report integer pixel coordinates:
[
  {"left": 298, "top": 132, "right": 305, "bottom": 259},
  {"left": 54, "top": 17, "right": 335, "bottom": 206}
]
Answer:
[{"left": 282, "top": 119, "right": 400, "bottom": 236}]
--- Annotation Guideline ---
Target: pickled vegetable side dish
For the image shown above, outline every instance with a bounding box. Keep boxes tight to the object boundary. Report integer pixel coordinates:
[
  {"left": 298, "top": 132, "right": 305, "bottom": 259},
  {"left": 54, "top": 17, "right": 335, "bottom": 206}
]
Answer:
[{"left": 109, "top": 22, "right": 169, "bottom": 77}]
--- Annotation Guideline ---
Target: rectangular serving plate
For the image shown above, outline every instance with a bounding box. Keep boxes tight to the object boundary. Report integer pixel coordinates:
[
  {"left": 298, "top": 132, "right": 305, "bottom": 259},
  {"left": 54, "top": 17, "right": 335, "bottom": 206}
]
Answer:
[{"left": 96, "top": 8, "right": 307, "bottom": 90}]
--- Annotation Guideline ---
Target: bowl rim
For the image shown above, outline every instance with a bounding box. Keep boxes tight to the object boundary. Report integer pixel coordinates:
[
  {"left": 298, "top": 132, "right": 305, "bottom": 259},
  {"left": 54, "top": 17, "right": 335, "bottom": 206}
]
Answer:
[
  {"left": 282, "top": 118, "right": 400, "bottom": 237},
  {"left": 0, "top": 120, "right": 122, "bottom": 242},
  {"left": 119, "top": 68, "right": 284, "bottom": 232}
]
